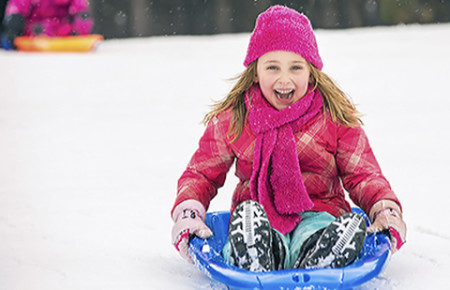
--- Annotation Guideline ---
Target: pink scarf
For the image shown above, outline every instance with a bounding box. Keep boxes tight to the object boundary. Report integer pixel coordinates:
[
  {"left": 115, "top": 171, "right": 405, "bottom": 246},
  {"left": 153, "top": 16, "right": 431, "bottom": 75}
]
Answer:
[{"left": 245, "top": 85, "right": 323, "bottom": 234}]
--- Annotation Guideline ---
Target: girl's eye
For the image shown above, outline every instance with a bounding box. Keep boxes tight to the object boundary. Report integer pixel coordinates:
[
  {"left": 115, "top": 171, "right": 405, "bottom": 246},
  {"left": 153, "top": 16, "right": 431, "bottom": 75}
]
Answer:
[
  {"left": 267, "top": 65, "right": 278, "bottom": 70},
  {"left": 291, "top": 65, "right": 302, "bottom": 71}
]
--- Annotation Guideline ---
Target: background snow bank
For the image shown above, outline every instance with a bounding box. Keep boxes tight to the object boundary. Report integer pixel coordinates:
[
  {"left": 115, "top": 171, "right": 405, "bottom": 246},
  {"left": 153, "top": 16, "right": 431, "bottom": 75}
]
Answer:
[{"left": 1, "top": 23, "right": 449, "bottom": 289}]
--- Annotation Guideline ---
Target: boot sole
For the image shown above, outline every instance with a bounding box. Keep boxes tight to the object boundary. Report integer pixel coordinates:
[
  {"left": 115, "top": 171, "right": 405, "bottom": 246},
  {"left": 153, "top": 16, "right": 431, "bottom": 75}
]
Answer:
[
  {"left": 228, "top": 200, "right": 274, "bottom": 272},
  {"left": 300, "top": 213, "right": 366, "bottom": 269}
]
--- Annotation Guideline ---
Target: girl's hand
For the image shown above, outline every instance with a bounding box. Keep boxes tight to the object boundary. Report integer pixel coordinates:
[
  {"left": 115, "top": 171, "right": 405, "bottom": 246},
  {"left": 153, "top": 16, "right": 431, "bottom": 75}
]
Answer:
[
  {"left": 367, "top": 200, "right": 406, "bottom": 253},
  {"left": 171, "top": 200, "right": 213, "bottom": 263}
]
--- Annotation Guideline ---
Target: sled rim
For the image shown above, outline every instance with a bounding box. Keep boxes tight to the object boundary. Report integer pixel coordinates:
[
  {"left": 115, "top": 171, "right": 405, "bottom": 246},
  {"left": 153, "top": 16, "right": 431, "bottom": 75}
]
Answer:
[{"left": 14, "top": 34, "right": 104, "bottom": 52}]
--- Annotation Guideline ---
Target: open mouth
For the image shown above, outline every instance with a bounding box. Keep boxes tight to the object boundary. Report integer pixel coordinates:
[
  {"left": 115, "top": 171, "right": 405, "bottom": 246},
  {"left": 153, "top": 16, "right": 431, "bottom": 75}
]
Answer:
[{"left": 275, "top": 89, "right": 294, "bottom": 100}]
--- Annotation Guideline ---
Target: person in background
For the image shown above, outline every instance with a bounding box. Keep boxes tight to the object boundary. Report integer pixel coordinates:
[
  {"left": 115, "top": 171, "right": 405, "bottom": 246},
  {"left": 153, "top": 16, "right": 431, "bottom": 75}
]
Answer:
[
  {"left": 171, "top": 5, "right": 406, "bottom": 271},
  {"left": 1, "top": 0, "right": 93, "bottom": 50},
  {"left": 0, "top": 0, "right": 8, "bottom": 36}
]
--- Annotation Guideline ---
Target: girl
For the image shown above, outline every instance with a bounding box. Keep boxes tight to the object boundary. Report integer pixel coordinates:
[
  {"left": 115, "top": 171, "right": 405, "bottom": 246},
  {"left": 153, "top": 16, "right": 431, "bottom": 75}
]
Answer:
[
  {"left": 1, "top": 0, "right": 93, "bottom": 50},
  {"left": 171, "top": 5, "right": 406, "bottom": 271}
]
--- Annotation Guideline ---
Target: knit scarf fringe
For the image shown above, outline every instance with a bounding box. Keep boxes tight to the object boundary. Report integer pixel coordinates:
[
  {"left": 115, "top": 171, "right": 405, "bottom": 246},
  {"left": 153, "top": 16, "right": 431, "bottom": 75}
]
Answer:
[{"left": 246, "top": 84, "right": 323, "bottom": 234}]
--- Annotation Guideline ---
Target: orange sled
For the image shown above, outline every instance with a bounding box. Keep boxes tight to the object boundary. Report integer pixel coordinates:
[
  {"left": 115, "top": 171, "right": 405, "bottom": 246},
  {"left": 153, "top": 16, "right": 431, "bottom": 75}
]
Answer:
[{"left": 14, "top": 34, "right": 104, "bottom": 52}]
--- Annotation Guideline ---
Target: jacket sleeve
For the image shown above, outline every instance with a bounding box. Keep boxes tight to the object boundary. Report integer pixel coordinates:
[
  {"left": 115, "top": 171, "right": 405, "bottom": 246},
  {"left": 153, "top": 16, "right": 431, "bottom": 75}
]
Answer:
[
  {"left": 335, "top": 125, "right": 401, "bottom": 215},
  {"left": 172, "top": 115, "right": 235, "bottom": 214},
  {"left": 69, "top": 0, "right": 90, "bottom": 14},
  {"left": 70, "top": 0, "right": 93, "bottom": 35}
]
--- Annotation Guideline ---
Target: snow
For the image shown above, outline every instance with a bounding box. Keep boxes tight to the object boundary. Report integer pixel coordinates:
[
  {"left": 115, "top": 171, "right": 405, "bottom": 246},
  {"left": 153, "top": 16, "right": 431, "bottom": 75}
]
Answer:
[{"left": 1, "top": 23, "right": 450, "bottom": 289}]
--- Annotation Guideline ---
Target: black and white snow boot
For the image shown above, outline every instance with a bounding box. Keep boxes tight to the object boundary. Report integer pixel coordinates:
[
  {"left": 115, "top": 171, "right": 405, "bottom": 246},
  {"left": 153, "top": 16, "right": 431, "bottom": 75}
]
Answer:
[
  {"left": 271, "top": 227, "right": 286, "bottom": 270},
  {"left": 297, "top": 212, "right": 367, "bottom": 269},
  {"left": 228, "top": 200, "right": 275, "bottom": 272}
]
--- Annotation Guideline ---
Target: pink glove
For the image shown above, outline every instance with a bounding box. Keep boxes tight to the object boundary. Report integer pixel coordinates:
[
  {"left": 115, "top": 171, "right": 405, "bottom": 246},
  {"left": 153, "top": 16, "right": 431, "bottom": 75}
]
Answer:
[
  {"left": 171, "top": 200, "right": 212, "bottom": 263},
  {"left": 367, "top": 200, "right": 407, "bottom": 253},
  {"left": 72, "top": 13, "right": 94, "bottom": 35}
]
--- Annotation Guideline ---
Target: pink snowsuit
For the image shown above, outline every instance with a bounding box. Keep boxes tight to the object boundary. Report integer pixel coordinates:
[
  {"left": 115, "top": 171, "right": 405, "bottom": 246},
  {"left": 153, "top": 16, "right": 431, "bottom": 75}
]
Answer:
[
  {"left": 172, "top": 108, "right": 401, "bottom": 223},
  {"left": 5, "top": 0, "right": 93, "bottom": 36}
]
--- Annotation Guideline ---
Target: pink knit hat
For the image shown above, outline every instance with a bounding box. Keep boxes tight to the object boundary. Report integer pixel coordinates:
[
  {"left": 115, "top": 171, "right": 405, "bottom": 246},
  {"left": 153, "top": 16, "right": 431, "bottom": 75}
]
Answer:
[{"left": 244, "top": 5, "right": 323, "bottom": 70}]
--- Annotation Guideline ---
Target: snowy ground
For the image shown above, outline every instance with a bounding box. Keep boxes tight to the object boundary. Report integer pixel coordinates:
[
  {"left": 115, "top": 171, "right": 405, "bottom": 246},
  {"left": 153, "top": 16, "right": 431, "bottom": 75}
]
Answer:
[{"left": 1, "top": 23, "right": 450, "bottom": 289}]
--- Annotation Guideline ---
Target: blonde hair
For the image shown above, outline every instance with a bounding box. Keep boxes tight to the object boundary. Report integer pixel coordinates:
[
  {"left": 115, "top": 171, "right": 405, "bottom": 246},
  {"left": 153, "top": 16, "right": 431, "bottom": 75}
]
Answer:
[
  {"left": 308, "top": 63, "right": 362, "bottom": 127},
  {"left": 203, "top": 62, "right": 257, "bottom": 141},
  {"left": 204, "top": 61, "right": 362, "bottom": 142}
]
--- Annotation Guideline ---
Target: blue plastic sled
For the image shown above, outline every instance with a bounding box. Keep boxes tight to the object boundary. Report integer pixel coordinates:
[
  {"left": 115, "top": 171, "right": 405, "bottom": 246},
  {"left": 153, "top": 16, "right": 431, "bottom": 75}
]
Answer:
[{"left": 189, "top": 208, "right": 392, "bottom": 289}]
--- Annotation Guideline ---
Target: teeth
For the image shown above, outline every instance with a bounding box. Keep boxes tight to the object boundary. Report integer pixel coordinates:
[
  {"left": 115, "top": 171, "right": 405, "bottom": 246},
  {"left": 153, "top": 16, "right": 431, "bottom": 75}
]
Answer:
[
  {"left": 276, "top": 89, "right": 293, "bottom": 94},
  {"left": 275, "top": 89, "right": 294, "bottom": 100}
]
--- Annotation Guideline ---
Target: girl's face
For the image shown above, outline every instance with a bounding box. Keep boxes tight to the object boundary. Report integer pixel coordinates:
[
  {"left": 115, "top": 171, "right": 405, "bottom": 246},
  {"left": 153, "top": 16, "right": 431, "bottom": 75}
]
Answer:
[{"left": 255, "top": 51, "right": 311, "bottom": 110}]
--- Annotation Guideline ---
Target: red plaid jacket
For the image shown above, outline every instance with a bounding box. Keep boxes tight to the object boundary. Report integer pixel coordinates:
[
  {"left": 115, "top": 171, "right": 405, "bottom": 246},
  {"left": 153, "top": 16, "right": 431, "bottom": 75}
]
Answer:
[{"left": 173, "top": 108, "right": 400, "bottom": 218}]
